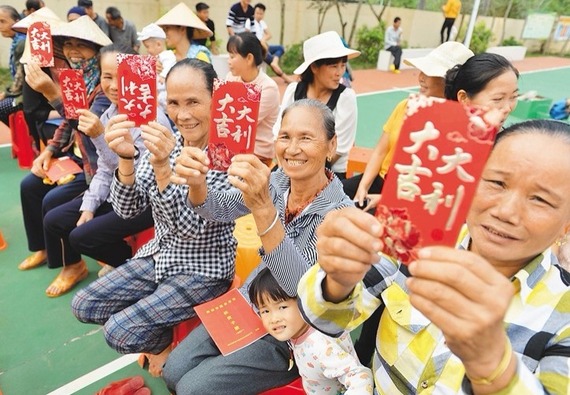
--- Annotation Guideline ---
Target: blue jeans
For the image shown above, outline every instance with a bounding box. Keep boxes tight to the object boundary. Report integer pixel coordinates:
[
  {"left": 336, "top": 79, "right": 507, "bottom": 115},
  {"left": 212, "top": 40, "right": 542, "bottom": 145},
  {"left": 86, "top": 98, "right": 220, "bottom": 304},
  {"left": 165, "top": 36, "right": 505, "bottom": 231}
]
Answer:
[{"left": 265, "top": 44, "right": 285, "bottom": 65}]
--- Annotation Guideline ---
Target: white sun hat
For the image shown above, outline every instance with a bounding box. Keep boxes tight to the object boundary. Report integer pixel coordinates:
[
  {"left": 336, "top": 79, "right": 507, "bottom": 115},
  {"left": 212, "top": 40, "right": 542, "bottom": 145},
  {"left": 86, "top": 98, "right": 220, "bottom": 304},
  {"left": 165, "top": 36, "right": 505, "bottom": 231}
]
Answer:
[
  {"left": 293, "top": 31, "right": 360, "bottom": 75},
  {"left": 403, "top": 42, "right": 474, "bottom": 78},
  {"left": 155, "top": 2, "right": 212, "bottom": 39},
  {"left": 137, "top": 23, "right": 166, "bottom": 41},
  {"left": 52, "top": 15, "right": 112, "bottom": 47}
]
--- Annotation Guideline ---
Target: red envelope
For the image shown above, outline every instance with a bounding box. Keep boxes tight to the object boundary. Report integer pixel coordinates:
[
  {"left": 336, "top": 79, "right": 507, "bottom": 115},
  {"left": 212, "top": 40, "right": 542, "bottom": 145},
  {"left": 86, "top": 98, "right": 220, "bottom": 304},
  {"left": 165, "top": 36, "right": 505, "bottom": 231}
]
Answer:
[
  {"left": 117, "top": 54, "right": 157, "bottom": 127},
  {"left": 376, "top": 95, "right": 498, "bottom": 264},
  {"left": 44, "top": 157, "right": 82, "bottom": 184},
  {"left": 208, "top": 79, "right": 261, "bottom": 171},
  {"left": 58, "top": 69, "right": 88, "bottom": 120},
  {"left": 28, "top": 21, "right": 54, "bottom": 67}
]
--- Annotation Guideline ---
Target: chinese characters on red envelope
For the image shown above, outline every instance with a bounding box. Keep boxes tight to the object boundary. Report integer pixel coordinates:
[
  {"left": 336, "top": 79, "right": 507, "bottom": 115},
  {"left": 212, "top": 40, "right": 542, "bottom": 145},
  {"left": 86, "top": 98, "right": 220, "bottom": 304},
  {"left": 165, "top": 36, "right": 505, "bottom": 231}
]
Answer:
[
  {"left": 117, "top": 54, "right": 157, "bottom": 127},
  {"left": 194, "top": 288, "right": 267, "bottom": 356},
  {"left": 208, "top": 80, "right": 261, "bottom": 171},
  {"left": 376, "top": 95, "right": 498, "bottom": 264},
  {"left": 43, "top": 157, "right": 82, "bottom": 185},
  {"left": 28, "top": 21, "right": 54, "bottom": 67},
  {"left": 58, "top": 69, "right": 87, "bottom": 119}
]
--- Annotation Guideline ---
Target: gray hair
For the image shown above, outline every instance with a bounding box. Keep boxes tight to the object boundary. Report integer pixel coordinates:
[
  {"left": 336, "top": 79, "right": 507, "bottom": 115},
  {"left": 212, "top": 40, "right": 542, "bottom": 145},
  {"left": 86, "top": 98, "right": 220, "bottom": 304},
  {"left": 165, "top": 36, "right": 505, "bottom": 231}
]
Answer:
[
  {"left": 281, "top": 98, "right": 336, "bottom": 140},
  {"left": 496, "top": 119, "right": 570, "bottom": 148}
]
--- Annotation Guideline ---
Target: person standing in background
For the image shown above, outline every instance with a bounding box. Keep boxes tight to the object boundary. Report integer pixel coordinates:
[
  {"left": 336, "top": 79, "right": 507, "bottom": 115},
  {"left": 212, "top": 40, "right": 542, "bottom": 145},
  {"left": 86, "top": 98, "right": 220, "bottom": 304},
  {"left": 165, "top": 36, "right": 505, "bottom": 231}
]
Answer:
[
  {"left": 384, "top": 17, "right": 402, "bottom": 74},
  {"left": 441, "top": 0, "right": 461, "bottom": 43},
  {"left": 105, "top": 6, "right": 139, "bottom": 52},
  {"left": 78, "top": 0, "right": 109, "bottom": 38},
  {"left": 194, "top": 3, "right": 217, "bottom": 55},
  {"left": 226, "top": 0, "right": 253, "bottom": 36}
]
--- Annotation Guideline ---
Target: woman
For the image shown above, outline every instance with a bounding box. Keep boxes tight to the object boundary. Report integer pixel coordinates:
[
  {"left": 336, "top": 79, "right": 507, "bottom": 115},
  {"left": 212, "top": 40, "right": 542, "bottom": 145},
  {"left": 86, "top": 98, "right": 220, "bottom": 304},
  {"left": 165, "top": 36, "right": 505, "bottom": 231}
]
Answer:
[
  {"left": 0, "top": 5, "right": 25, "bottom": 126},
  {"left": 72, "top": 59, "right": 235, "bottom": 377},
  {"left": 41, "top": 43, "right": 174, "bottom": 295},
  {"left": 18, "top": 16, "right": 112, "bottom": 286},
  {"left": 298, "top": 119, "right": 570, "bottom": 394},
  {"left": 273, "top": 31, "right": 360, "bottom": 179},
  {"left": 162, "top": 99, "right": 354, "bottom": 394},
  {"left": 226, "top": 32, "right": 280, "bottom": 167},
  {"left": 155, "top": 2, "right": 212, "bottom": 63},
  {"left": 350, "top": 51, "right": 518, "bottom": 213}
]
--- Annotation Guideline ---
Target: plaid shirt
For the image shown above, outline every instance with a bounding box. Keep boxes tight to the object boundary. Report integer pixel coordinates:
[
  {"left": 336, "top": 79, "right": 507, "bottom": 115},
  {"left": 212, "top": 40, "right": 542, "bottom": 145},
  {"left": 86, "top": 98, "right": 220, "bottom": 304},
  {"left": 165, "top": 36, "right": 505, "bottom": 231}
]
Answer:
[
  {"left": 109, "top": 133, "right": 237, "bottom": 283},
  {"left": 298, "top": 234, "right": 570, "bottom": 394}
]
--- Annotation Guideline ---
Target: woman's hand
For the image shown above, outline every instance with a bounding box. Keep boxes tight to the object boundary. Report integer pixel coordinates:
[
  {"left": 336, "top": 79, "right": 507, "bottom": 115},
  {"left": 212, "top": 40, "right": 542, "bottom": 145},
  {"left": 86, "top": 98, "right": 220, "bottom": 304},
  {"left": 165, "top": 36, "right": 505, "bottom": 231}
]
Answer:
[
  {"left": 227, "top": 154, "right": 271, "bottom": 211},
  {"left": 24, "top": 63, "right": 60, "bottom": 101},
  {"left": 316, "top": 207, "right": 384, "bottom": 302},
  {"left": 140, "top": 121, "right": 176, "bottom": 167},
  {"left": 365, "top": 194, "right": 381, "bottom": 212},
  {"left": 77, "top": 109, "right": 105, "bottom": 138},
  {"left": 104, "top": 114, "right": 136, "bottom": 157},
  {"left": 31, "top": 149, "right": 53, "bottom": 178},
  {"left": 172, "top": 147, "right": 209, "bottom": 188},
  {"left": 76, "top": 211, "right": 94, "bottom": 226},
  {"left": 407, "top": 247, "right": 515, "bottom": 382}
]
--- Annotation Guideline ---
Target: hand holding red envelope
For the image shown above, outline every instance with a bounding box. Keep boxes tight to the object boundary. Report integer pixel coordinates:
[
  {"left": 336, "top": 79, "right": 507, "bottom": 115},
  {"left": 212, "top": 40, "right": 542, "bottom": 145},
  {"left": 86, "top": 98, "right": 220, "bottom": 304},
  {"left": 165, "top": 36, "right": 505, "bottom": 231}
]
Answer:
[
  {"left": 375, "top": 95, "right": 498, "bottom": 264},
  {"left": 28, "top": 21, "right": 54, "bottom": 67},
  {"left": 208, "top": 79, "right": 261, "bottom": 171},
  {"left": 117, "top": 54, "right": 157, "bottom": 127},
  {"left": 59, "top": 69, "right": 87, "bottom": 119}
]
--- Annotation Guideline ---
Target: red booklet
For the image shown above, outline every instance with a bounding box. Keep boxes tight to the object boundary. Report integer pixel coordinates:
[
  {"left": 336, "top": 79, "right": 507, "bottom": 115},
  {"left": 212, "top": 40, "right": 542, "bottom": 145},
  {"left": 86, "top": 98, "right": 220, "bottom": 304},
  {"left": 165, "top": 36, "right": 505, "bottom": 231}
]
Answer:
[
  {"left": 376, "top": 95, "right": 498, "bottom": 264},
  {"left": 59, "top": 69, "right": 88, "bottom": 120},
  {"left": 208, "top": 79, "right": 261, "bottom": 171},
  {"left": 194, "top": 288, "right": 267, "bottom": 356},
  {"left": 117, "top": 54, "right": 157, "bottom": 126},
  {"left": 27, "top": 21, "right": 54, "bottom": 67},
  {"left": 44, "top": 157, "right": 82, "bottom": 185}
]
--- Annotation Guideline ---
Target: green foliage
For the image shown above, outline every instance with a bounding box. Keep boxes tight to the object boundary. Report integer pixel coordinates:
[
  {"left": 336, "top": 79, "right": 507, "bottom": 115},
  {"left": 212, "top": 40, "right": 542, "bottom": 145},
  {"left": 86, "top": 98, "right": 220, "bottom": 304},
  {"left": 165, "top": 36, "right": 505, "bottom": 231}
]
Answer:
[
  {"left": 469, "top": 22, "right": 494, "bottom": 54},
  {"left": 501, "top": 36, "right": 523, "bottom": 46},
  {"left": 355, "top": 22, "right": 386, "bottom": 65},
  {"left": 0, "top": 68, "right": 10, "bottom": 89},
  {"left": 280, "top": 42, "right": 304, "bottom": 75}
]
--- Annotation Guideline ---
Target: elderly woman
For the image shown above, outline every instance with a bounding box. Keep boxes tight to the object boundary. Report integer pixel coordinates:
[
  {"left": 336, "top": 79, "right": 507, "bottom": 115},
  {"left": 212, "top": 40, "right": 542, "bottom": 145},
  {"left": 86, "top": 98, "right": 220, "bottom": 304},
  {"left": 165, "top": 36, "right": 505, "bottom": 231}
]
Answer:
[
  {"left": 273, "top": 31, "right": 359, "bottom": 179},
  {"left": 298, "top": 119, "right": 570, "bottom": 394},
  {"left": 0, "top": 5, "right": 25, "bottom": 126},
  {"left": 18, "top": 16, "right": 111, "bottom": 288},
  {"left": 155, "top": 2, "right": 212, "bottom": 63},
  {"left": 162, "top": 99, "right": 354, "bottom": 394},
  {"left": 72, "top": 59, "right": 235, "bottom": 377}
]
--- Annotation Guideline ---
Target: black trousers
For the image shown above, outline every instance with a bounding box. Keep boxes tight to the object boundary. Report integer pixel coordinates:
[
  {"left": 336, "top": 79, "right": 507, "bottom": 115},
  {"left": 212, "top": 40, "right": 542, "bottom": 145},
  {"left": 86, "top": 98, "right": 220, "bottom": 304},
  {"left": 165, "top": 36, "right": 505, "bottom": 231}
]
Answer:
[
  {"left": 441, "top": 18, "right": 456, "bottom": 43},
  {"left": 341, "top": 173, "right": 385, "bottom": 200},
  {"left": 386, "top": 45, "right": 403, "bottom": 69}
]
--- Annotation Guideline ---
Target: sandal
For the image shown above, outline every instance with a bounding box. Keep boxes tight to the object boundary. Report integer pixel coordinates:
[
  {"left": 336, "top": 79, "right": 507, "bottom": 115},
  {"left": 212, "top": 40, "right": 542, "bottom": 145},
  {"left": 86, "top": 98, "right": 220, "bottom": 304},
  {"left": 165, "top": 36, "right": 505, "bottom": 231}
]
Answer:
[
  {"left": 18, "top": 251, "right": 47, "bottom": 270},
  {"left": 45, "top": 262, "right": 89, "bottom": 298}
]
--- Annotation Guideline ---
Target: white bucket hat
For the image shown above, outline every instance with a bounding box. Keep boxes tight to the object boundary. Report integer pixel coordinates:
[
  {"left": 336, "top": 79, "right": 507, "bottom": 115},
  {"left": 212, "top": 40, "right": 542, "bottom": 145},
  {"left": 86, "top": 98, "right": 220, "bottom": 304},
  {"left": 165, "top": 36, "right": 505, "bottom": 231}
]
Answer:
[
  {"left": 137, "top": 23, "right": 166, "bottom": 41},
  {"left": 12, "top": 7, "right": 63, "bottom": 33},
  {"left": 403, "top": 42, "right": 474, "bottom": 78},
  {"left": 52, "top": 15, "right": 112, "bottom": 47},
  {"left": 293, "top": 31, "right": 360, "bottom": 75},
  {"left": 155, "top": 2, "right": 212, "bottom": 39}
]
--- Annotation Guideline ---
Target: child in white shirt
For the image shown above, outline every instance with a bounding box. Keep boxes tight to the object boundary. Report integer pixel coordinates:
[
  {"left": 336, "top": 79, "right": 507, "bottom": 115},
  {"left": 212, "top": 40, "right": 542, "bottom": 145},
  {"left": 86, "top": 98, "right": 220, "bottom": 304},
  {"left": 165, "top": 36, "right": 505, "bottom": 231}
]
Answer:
[
  {"left": 137, "top": 23, "right": 177, "bottom": 111},
  {"left": 249, "top": 268, "right": 373, "bottom": 395}
]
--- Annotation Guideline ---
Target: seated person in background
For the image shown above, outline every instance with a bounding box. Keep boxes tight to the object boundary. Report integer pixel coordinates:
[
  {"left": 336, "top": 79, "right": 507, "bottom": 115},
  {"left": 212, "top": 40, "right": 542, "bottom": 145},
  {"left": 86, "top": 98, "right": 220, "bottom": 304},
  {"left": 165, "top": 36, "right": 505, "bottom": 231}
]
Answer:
[
  {"left": 249, "top": 267, "right": 374, "bottom": 394},
  {"left": 225, "top": 32, "right": 280, "bottom": 167},
  {"left": 71, "top": 59, "right": 236, "bottom": 377},
  {"left": 245, "top": 3, "right": 292, "bottom": 84},
  {"left": 298, "top": 119, "right": 570, "bottom": 394},
  {"left": 550, "top": 98, "right": 570, "bottom": 121},
  {"left": 162, "top": 99, "right": 354, "bottom": 394},
  {"left": 384, "top": 17, "right": 402, "bottom": 73},
  {"left": 136, "top": 23, "right": 176, "bottom": 112},
  {"left": 67, "top": 6, "right": 85, "bottom": 22}
]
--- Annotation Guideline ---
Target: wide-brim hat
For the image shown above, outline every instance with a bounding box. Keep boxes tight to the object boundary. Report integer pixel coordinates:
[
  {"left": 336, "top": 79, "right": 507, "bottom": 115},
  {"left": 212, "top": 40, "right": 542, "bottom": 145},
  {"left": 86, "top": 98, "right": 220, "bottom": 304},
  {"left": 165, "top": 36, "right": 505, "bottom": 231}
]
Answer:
[
  {"left": 403, "top": 42, "right": 474, "bottom": 78},
  {"left": 293, "top": 31, "right": 360, "bottom": 75},
  {"left": 155, "top": 2, "right": 212, "bottom": 39},
  {"left": 52, "top": 15, "right": 112, "bottom": 47},
  {"left": 12, "top": 7, "right": 63, "bottom": 34}
]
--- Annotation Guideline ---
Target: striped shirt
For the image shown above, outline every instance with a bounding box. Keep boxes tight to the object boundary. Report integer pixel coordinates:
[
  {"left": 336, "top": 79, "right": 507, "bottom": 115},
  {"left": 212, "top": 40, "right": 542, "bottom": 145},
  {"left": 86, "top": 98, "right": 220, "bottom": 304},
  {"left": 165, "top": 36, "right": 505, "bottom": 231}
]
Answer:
[
  {"left": 192, "top": 168, "right": 354, "bottom": 300},
  {"left": 226, "top": 2, "right": 254, "bottom": 34},
  {"left": 298, "top": 234, "right": 570, "bottom": 394},
  {"left": 110, "top": 132, "right": 237, "bottom": 283}
]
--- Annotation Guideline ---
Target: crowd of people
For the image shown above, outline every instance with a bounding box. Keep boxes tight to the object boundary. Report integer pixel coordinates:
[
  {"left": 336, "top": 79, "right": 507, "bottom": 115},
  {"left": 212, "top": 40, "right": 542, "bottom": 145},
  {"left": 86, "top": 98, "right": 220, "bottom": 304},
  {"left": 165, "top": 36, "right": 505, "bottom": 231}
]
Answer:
[{"left": 3, "top": 0, "right": 570, "bottom": 394}]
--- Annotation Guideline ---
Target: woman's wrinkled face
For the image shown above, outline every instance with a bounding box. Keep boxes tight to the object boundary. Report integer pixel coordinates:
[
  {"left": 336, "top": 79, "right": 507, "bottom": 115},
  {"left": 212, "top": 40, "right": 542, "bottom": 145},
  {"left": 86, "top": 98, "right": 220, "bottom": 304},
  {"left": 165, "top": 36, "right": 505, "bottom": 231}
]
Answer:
[
  {"left": 275, "top": 106, "right": 336, "bottom": 182},
  {"left": 0, "top": 9, "right": 16, "bottom": 38},
  {"left": 62, "top": 37, "right": 97, "bottom": 63},
  {"left": 311, "top": 60, "right": 346, "bottom": 91},
  {"left": 162, "top": 25, "right": 186, "bottom": 49},
  {"left": 467, "top": 132, "right": 570, "bottom": 273},
  {"left": 100, "top": 51, "right": 118, "bottom": 104},
  {"left": 166, "top": 66, "right": 211, "bottom": 148}
]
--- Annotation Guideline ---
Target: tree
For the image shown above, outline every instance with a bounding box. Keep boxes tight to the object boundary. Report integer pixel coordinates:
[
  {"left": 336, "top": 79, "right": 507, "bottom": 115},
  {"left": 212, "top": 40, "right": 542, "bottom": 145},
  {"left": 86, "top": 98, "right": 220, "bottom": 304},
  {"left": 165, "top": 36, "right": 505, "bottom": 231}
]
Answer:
[
  {"left": 309, "top": 0, "right": 334, "bottom": 33},
  {"left": 347, "top": 0, "right": 365, "bottom": 46},
  {"left": 279, "top": 0, "right": 285, "bottom": 45}
]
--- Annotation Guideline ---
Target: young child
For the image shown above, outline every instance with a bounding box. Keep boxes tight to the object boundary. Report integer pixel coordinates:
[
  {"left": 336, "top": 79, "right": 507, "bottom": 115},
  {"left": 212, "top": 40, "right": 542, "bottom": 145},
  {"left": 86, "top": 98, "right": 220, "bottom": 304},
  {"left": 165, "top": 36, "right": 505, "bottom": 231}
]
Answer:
[
  {"left": 137, "top": 23, "right": 176, "bottom": 111},
  {"left": 249, "top": 268, "right": 373, "bottom": 394}
]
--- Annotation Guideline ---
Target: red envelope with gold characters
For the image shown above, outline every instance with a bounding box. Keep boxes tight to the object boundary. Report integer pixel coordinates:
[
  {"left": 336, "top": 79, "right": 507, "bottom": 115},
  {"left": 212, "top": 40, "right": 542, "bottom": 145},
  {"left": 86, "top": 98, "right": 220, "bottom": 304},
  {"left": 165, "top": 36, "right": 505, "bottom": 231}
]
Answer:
[
  {"left": 376, "top": 95, "right": 498, "bottom": 264},
  {"left": 58, "top": 69, "right": 87, "bottom": 119},
  {"left": 117, "top": 54, "right": 157, "bottom": 127},
  {"left": 208, "top": 79, "right": 261, "bottom": 171},
  {"left": 28, "top": 21, "right": 54, "bottom": 67}
]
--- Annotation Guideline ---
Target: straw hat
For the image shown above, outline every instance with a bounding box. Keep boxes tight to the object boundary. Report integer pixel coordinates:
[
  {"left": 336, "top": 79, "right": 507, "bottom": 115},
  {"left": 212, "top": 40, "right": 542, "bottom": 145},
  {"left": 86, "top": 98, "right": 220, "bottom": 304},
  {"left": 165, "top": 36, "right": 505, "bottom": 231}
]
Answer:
[
  {"left": 155, "top": 2, "right": 212, "bottom": 39},
  {"left": 403, "top": 42, "right": 474, "bottom": 78},
  {"left": 12, "top": 7, "right": 63, "bottom": 33},
  {"left": 293, "top": 31, "right": 360, "bottom": 75},
  {"left": 52, "top": 15, "right": 112, "bottom": 47}
]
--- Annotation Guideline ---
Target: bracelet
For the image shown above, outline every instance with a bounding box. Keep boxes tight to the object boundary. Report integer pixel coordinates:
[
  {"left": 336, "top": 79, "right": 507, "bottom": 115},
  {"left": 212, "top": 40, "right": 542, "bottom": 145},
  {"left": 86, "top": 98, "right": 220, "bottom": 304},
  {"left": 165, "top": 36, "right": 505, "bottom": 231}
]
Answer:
[
  {"left": 257, "top": 211, "right": 280, "bottom": 237},
  {"left": 466, "top": 338, "right": 512, "bottom": 385},
  {"left": 118, "top": 168, "right": 135, "bottom": 177},
  {"left": 118, "top": 146, "right": 140, "bottom": 160}
]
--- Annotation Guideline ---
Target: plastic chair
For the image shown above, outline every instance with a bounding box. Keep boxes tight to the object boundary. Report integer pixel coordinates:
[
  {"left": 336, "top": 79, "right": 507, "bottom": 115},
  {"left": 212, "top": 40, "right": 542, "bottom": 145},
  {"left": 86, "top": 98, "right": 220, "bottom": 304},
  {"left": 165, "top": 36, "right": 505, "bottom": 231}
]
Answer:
[
  {"left": 346, "top": 146, "right": 373, "bottom": 178},
  {"left": 125, "top": 227, "right": 155, "bottom": 255},
  {"left": 9, "top": 110, "right": 35, "bottom": 169}
]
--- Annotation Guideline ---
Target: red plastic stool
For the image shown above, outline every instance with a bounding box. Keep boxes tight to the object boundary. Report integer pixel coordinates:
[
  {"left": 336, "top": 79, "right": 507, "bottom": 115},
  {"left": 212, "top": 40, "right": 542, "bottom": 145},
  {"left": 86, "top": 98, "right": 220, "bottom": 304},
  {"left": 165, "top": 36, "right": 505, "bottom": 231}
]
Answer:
[
  {"left": 260, "top": 377, "right": 304, "bottom": 394},
  {"left": 125, "top": 227, "right": 155, "bottom": 255},
  {"left": 9, "top": 110, "right": 35, "bottom": 169}
]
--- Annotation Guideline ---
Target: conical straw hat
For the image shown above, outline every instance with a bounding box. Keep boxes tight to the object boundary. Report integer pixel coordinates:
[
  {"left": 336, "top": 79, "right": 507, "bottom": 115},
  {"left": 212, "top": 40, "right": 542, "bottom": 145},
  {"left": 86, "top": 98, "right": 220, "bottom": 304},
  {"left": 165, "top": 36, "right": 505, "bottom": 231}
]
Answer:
[
  {"left": 12, "top": 7, "right": 63, "bottom": 33},
  {"left": 52, "top": 15, "right": 112, "bottom": 47},
  {"left": 155, "top": 2, "right": 212, "bottom": 39}
]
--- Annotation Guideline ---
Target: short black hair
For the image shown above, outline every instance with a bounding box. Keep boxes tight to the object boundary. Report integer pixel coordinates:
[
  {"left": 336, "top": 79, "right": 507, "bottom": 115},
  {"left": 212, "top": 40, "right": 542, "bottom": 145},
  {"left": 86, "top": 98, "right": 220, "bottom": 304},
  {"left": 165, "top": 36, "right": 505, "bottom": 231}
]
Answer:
[
  {"left": 105, "top": 6, "right": 121, "bottom": 20},
  {"left": 248, "top": 268, "right": 292, "bottom": 309},
  {"left": 394, "top": 17, "right": 401, "bottom": 23},
  {"left": 254, "top": 3, "right": 266, "bottom": 11},
  {"left": 77, "top": 0, "right": 93, "bottom": 7},
  {"left": 227, "top": 32, "right": 264, "bottom": 66},
  {"left": 195, "top": 2, "right": 209, "bottom": 11},
  {"left": 25, "top": 0, "right": 42, "bottom": 11}
]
